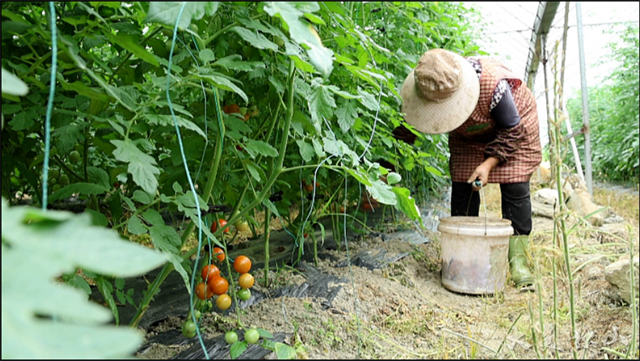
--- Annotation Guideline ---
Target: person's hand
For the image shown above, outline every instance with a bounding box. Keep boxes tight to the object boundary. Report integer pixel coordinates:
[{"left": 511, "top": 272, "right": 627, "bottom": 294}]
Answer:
[{"left": 467, "top": 157, "right": 500, "bottom": 191}]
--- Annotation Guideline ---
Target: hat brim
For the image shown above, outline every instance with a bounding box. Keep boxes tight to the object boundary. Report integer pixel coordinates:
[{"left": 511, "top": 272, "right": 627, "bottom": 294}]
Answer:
[{"left": 400, "top": 52, "right": 480, "bottom": 135}]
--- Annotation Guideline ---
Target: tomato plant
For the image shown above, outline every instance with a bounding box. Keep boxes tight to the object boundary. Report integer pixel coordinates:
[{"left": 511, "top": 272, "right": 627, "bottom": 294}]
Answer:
[
  {"left": 182, "top": 321, "right": 197, "bottom": 338},
  {"left": 233, "top": 255, "right": 252, "bottom": 274},
  {"left": 238, "top": 273, "right": 254, "bottom": 289}
]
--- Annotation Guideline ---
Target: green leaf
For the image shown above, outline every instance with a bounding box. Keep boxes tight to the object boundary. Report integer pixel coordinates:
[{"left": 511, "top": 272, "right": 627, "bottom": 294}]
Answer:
[
  {"left": 145, "top": 2, "right": 217, "bottom": 30},
  {"left": 192, "top": 70, "right": 248, "bottom": 104},
  {"left": 127, "top": 216, "right": 148, "bottom": 235},
  {"left": 132, "top": 190, "right": 153, "bottom": 204},
  {"left": 198, "top": 49, "right": 216, "bottom": 64},
  {"left": 95, "top": 276, "right": 119, "bottom": 325},
  {"left": 87, "top": 167, "right": 110, "bottom": 190},
  {"left": 213, "top": 55, "right": 266, "bottom": 72},
  {"left": 308, "top": 79, "right": 336, "bottom": 129},
  {"left": 232, "top": 27, "right": 278, "bottom": 51},
  {"left": 275, "top": 342, "right": 297, "bottom": 359},
  {"left": 230, "top": 341, "right": 248, "bottom": 359},
  {"left": 262, "top": 199, "right": 280, "bottom": 218},
  {"left": 149, "top": 224, "right": 181, "bottom": 253},
  {"left": 263, "top": 2, "right": 333, "bottom": 77},
  {"left": 296, "top": 139, "right": 315, "bottom": 162},
  {"left": 391, "top": 187, "right": 423, "bottom": 227},
  {"left": 2, "top": 67, "right": 28, "bottom": 96},
  {"left": 386, "top": 172, "right": 402, "bottom": 185},
  {"left": 111, "top": 139, "right": 160, "bottom": 195},
  {"left": 103, "top": 31, "right": 159, "bottom": 67},
  {"left": 335, "top": 99, "right": 358, "bottom": 133},
  {"left": 244, "top": 139, "right": 278, "bottom": 158},
  {"left": 85, "top": 208, "right": 109, "bottom": 227},
  {"left": 48, "top": 182, "right": 109, "bottom": 203},
  {"left": 60, "top": 79, "right": 109, "bottom": 102},
  {"left": 1, "top": 198, "right": 168, "bottom": 358},
  {"left": 66, "top": 275, "right": 92, "bottom": 296},
  {"left": 166, "top": 253, "right": 192, "bottom": 295},
  {"left": 142, "top": 209, "right": 165, "bottom": 226}
]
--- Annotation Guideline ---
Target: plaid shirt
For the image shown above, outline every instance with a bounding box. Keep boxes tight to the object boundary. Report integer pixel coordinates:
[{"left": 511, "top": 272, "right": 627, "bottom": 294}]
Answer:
[{"left": 448, "top": 58, "right": 542, "bottom": 183}]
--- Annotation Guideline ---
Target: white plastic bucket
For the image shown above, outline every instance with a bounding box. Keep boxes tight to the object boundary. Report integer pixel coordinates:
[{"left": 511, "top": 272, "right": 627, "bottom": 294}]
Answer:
[{"left": 437, "top": 216, "right": 513, "bottom": 295}]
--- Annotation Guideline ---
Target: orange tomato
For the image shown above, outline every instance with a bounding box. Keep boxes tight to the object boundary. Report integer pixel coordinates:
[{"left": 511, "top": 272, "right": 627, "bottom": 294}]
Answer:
[
  {"left": 201, "top": 264, "right": 220, "bottom": 281},
  {"left": 211, "top": 219, "right": 229, "bottom": 234},
  {"left": 207, "top": 276, "right": 229, "bottom": 295},
  {"left": 212, "top": 247, "right": 225, "bottom": 262},
  {"left": 196, "top": 282, "right": 213, "bottom": 299},
  {"left": 233, "top": 255, "right": 252, "bottom": 274},
  {"left": 223, "top": 104, "right": 240, "bottom": 114}
]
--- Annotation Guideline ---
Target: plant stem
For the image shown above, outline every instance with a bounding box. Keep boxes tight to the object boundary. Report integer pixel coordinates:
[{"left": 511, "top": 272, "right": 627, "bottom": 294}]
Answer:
[{"left": 263, "top": 204, "right": 271, "bottom": 288}]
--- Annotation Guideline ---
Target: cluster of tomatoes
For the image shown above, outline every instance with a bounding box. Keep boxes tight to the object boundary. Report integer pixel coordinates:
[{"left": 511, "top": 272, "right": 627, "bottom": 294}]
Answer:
[
  {"left": 222, "top": 103, "right": 259, "bottom": 122},
  {"left": 181, "top": 246, "right": 255, "bottom": 338},
  {"left": 211, "top": 217, "right": 250, "bottom": 234}
]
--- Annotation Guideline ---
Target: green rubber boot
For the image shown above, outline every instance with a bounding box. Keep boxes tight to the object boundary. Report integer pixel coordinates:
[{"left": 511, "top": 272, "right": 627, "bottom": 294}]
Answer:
[{"left": 509, "top": 235, "right": 535, "bottom": 291}]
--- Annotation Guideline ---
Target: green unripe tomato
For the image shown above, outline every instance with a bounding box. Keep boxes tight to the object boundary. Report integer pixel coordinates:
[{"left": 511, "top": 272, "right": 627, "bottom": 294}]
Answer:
[
  {"left": 237, "top": 288, "right": 251, "bottom": 301},
  {"left": 69, "top": 150, "right": 81, "bottom": 164},
  {"left": 52, "top": 184, "right": 61, "bottom": 192},
  {"left": 244, "top": 328, "right": 259, "bottom": 344},
  {"left": 182, "top": 320, "right": 197, "bottom": 337},
  {"left": 274, "top": 36, "right": 285, "bottom": 47},
  {"left": 189, "top": 23, "right": 198, "bottom": 33},
  {"left": 59, "top": 174, "right": 69, "bottom": 186},
  {"left": 386, "top": 172, "right": 402, "bottom": 185},
  {"left": 225, "top": 331, "right": 238, "bottom": 344},
  {"left": 49, "top": 169, "right": 60, "bottom": 179}
]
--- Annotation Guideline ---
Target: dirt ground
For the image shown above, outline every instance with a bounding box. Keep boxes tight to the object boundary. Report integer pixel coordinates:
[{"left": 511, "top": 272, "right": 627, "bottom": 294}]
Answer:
[{"left": 136, "top": 182, "right": 639, "bottom": 360}]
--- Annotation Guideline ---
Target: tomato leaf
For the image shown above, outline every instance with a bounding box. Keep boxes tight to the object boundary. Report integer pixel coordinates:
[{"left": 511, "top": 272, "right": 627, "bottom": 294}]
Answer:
[
  {"left": 391, "top": 186, "right": 424, "bottom": 228},
  {"left": 103, "top": 31, "right": 159, "bottom": 67},
  {"left": 145, "top": 114, "right": 206, "bottom": 139},
  {"left": 307, "top": 79, "right": 336, "bottom": 130},
  {"left": 111, "top": 139, "right": 160, "bottom": 195},
  {"left": 232, "top": 27, "right": 278, "bottom": 51},
  {"left": 127, "top": 216, "right": 147, "bottom": 235},
  {"left": 213, "top": 54, "right": 266, "bottom": 72},
  {"left": 275, "top": 342, "right": 297, "bottom": 360},
  {"left": 230, "top": 340, "right": 248, "bottom": 359},
  {"left": 244, "top": 139, "right": 278, "bottom": 158},
  {"left": 1, "top": 67, "right": 28, "bottom": 96},
  {"left": 149, "top": 224, "right": 181, "bottom": 253},
  {"left": 1, "top": 198, "right": 167, "bottom": 358},
  {"left": 48, "top": 182, "right": 109, "bottom": 203},
  {"left": 335, "top": 99, "right": 358, "bottom": 133},
  {"left": 145, "top": 2, "right": 218, "bottom": 30},
  {"left": 296, "top": 139, "right": 315, "bottom": 162},
  {"left": 166, "top": 253, "right": 192, "bottom": 295}
]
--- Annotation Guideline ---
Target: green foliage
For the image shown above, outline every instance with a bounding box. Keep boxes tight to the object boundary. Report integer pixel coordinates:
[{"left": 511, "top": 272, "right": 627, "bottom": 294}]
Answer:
[
  {"left": 1, "top": 1, "right": 483, "bottom": 356},
  {"left": 1, "top": 198, "right": 168, "bottom": 358},
  {"left": 566, "top": 24, "right": 639, "bottom": 183}
]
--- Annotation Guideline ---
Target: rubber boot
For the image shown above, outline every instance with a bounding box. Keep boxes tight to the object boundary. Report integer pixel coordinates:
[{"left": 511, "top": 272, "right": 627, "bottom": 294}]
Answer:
[{"left": 509, "top": 235, "right": 535, "bottom": 291}]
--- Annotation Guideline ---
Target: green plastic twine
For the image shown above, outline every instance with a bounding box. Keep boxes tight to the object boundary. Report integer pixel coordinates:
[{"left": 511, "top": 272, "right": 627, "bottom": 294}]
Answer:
[
  {"left": 42, "top": 1, "right": 58, "bottom": 211},
  {"left": 165, "top": 3, "right": 209, "bottom": 358}
]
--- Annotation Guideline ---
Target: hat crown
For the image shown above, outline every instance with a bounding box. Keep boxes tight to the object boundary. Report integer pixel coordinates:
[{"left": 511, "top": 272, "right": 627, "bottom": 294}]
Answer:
[{"left": 414, "top": 49, "right": 462, "bottom": 102}]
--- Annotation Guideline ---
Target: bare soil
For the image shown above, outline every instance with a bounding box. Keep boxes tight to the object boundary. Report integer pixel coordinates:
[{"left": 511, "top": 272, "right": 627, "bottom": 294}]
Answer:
[{"left": 136, "top": 183, "right": 639, "bottom": 360}]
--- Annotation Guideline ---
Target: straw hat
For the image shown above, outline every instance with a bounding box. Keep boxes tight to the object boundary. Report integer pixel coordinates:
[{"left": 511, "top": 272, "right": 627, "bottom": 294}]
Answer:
[{"left": 400, "top": 49, "right": 480, "bottom": 134}]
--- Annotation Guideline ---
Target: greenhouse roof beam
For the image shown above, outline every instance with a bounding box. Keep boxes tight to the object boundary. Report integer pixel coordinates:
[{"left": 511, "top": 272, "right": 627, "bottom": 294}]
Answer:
[{"left": 525, "top": 1, "right": 560, "bottom": 89}]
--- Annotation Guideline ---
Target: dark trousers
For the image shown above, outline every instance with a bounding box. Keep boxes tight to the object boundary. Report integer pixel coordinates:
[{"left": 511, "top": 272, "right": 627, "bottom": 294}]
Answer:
[{"left": 450, "top": 182, "right": 532, "bottom": 235}]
